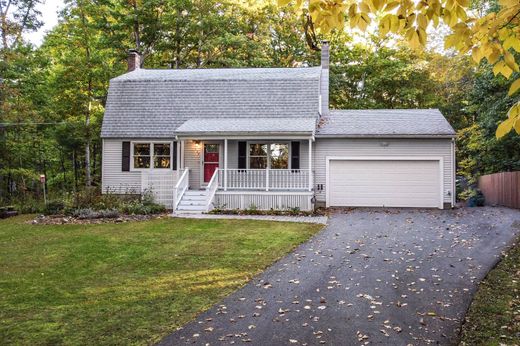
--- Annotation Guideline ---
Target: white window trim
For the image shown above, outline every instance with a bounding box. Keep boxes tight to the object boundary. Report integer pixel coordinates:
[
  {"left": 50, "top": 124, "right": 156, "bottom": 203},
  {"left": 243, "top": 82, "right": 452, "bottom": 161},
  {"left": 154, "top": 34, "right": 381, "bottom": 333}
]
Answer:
[
  {"left": 130, "top": 141, "right": 175, "bottom": 171},
  {"left": 246, "top": 141, "right": 291, "bottom": 170}
]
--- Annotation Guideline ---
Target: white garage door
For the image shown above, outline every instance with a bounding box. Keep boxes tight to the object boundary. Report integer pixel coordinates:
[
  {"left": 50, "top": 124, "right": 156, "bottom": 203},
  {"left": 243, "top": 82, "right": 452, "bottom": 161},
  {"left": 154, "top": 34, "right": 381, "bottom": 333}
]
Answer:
[{"left": 328, "top": 159, "right": 441, "bottom": 208}]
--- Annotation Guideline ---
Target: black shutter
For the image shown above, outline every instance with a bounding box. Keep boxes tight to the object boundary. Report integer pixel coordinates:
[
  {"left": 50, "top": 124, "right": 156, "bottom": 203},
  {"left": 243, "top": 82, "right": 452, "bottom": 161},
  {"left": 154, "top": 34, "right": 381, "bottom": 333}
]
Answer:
[
  {"left": 172, "top": 142, "right": 177, "bottom": 170},
  {"left": 291, "top": 141, "right": 300, "bottom": 170},
  {"left": 122, "top": 141, "right": 130, "bottom": 171},
  {"left": 238, "top": 141, "right": 247, "bottom": 169}
]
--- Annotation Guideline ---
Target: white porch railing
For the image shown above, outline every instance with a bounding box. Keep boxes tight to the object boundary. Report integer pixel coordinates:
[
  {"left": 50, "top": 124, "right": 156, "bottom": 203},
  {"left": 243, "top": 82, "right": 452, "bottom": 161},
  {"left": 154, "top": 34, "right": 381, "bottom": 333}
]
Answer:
[
  {"left": 173, "top": 168, "right": 190, "bottom": 210},
  {"left": 218, "top": 169, "right": 310, "bottom": 191},
  {"left": 205, "top": 168, "right": 219, "bottom": 211}
]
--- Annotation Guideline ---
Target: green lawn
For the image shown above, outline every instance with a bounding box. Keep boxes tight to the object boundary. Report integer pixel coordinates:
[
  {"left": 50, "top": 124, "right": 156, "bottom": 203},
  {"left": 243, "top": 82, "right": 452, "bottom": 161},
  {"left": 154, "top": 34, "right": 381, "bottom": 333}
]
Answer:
[
  {"left": 460, "top": 240, "right": 520, "bottom": 345},
  {"left": 0, "top": 215, "right": 322, "bottom": 345}
]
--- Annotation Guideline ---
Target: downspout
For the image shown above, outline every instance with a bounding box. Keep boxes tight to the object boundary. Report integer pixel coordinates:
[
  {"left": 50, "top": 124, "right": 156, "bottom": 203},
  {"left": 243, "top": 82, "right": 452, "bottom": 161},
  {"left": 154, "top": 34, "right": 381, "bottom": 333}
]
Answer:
[{"left": 451, "top": 138, "right": 456, "bottom": 208}]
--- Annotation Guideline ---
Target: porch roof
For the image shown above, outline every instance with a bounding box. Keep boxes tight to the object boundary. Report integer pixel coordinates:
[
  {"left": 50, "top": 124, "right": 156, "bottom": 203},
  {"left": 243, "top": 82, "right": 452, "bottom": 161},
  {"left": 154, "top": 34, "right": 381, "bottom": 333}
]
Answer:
[{"left": 175, "top": 117, "right": 317, "bottom": 137}]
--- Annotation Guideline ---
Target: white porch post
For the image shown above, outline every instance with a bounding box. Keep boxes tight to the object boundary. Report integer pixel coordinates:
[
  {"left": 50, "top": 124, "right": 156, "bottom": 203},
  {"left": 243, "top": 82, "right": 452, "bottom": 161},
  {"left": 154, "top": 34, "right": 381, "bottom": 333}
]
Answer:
[
  {"left": 176, "top": 139, "right": 181, "bottom": 171},
  {"left": 266, "top": 168, "right": 269, "bottom": 191},
  {"left": 308, "top": 139, "right": 312, "bottom": 192},
  {"left": 224, "top": 139, "right": 228, "bottom": 191},
  {"left": 180, "top": 140, "right": 185, "bottom": 170}
]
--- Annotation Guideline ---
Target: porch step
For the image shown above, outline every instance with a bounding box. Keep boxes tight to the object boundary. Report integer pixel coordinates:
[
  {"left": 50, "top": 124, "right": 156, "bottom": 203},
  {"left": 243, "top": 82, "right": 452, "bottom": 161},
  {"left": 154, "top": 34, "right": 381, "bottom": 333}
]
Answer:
[
  {"left": 175, "top": 189, "right": 211, "bottom": 214},
  {"left": 176, "top": 205, "right": 207, "bottom": 212},
  {"left": 184, "top": 190, "right": 207, "bottom": 196},
  {"left": 181, "top": 193, "right": 207, "bottom": 201},
  {"left": 178, "top": 200, "right": 206, "bottom": 207}
]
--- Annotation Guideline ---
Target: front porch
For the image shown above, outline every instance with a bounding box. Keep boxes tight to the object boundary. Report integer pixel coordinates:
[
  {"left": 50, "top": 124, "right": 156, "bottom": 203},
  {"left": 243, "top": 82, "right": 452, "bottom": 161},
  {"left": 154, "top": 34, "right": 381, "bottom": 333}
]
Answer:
[
  {"left": 173, "top": 137, "right": 314, "bottom": 212},
  {"left": 139, "top": 117, "right": 317, "bottom": 213}
]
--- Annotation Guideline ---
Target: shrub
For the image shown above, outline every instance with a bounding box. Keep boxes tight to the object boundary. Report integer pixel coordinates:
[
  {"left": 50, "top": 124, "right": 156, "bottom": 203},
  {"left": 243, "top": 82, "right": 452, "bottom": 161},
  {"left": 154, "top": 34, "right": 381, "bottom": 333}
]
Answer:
[
  {"left": 73, "top": 187, "right": 101, "bottom": 209},
  {"left": 72, "top": 208, "right": 120, "bottom": 219},
  {"left": 12, "top": 197, "right": 45, "bottom": 214},
  {"left": 44, "top": 200, "right": 66, "bottom": 215},
  {"left": 120, "top": 200, "right": 165, "bottom": 215}
]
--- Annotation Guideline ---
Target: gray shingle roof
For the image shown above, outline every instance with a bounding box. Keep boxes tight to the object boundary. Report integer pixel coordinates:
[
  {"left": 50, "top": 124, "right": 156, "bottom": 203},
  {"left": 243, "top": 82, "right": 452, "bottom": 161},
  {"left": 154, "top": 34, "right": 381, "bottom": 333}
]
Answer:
[
  {"left": 316, "top": 109, "right": 456, "bottom": 137},
  {"left": 176, "top": 117, "right": 317, "bottom": 136},
  {"left": 101, "top": 67, "right": 321, "bottom": 138}
]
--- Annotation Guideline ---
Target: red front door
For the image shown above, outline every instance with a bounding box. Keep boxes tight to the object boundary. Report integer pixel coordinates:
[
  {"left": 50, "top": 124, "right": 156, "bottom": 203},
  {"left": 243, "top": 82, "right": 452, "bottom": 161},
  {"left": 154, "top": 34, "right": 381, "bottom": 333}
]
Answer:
[{"left": 203, "top": 144, "right": 219, "bottom": 183}]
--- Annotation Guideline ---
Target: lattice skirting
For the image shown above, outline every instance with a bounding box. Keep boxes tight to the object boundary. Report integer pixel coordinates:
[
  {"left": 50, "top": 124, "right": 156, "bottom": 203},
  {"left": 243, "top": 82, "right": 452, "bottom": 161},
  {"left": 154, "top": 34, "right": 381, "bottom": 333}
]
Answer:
[{"left": 214, "top": 192, "right": 314, "bottom": 211}]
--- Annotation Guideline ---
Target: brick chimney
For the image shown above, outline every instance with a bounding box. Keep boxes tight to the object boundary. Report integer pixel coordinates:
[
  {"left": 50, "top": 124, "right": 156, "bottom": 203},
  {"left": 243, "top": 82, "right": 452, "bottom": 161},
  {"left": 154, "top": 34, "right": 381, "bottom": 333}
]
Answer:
[
  {"left": 320, "top": 41, "right": 329, "bottom": 116},
  {"left": 127, "top": 49, "right": 141, "bottom": 72}
]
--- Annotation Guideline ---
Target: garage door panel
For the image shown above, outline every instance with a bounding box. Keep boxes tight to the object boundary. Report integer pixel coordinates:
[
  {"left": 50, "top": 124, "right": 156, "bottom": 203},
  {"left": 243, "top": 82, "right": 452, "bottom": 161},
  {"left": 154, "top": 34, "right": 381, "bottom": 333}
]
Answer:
[{"left": 328, "top": 160, "right": 440, "bottom": 208}]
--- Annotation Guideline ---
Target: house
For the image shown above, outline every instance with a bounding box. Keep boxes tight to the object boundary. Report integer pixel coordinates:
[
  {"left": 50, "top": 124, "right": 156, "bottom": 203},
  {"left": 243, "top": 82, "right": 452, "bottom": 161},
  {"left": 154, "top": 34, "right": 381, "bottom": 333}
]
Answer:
[{"left": 100, "top": 42, "right": 456, "bottom": 213}]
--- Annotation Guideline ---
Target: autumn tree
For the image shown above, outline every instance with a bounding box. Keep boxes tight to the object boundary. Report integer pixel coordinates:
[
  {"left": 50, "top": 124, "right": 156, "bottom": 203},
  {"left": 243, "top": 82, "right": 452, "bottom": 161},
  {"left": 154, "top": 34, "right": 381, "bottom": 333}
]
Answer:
[{"left": 278, "top": 0, "right": 520, "bottom": 138}]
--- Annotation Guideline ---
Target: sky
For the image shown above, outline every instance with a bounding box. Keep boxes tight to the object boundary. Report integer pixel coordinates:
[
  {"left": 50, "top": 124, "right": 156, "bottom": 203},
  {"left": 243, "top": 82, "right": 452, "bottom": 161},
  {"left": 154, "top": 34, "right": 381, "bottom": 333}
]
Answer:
[{"left": 26, "top": 0, "right": 64, "bottom": 45}]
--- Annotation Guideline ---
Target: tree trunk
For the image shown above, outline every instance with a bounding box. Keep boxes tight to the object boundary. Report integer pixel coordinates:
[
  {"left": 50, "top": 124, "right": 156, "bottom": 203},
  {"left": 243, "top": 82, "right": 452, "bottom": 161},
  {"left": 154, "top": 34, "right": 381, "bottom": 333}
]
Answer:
[
  {"left": 132, "top": 0, "right": 140, "bottom": 51},
  {"left": 72, "top": 150, "right": 78, "bottom": 193}
]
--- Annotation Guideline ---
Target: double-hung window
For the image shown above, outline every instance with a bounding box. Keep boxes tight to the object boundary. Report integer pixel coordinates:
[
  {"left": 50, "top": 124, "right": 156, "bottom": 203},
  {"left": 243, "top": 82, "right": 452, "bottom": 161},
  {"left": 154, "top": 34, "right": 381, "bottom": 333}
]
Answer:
[
  {"left": 248, "top": 142, "right": 289, "bottom": 169},
  {"left": 133, "top": 142, "right": 171, "bottom": 169}
]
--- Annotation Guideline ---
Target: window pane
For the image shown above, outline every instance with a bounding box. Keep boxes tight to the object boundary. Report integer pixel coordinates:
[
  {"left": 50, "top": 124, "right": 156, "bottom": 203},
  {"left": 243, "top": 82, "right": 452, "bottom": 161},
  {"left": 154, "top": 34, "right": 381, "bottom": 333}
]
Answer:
[
  {"left": 270, "top": 143, "right": 289, "bottom": 169},
  {"left": 205, "top": 144, "right": 219, "bottom": 153},
  {"left": 154, "top": 157, "right": 170, "bottom": 169},
  {"left": 134, "top": 143, "right": 150, "bottom": 156},
  {"left": 134, "top": 156, "right": 150, "bottom": 168},
  {"left": 154, "top": 143, "right": 170, "bottom": 156},
  {"left": 249, "top": 143, "right": 268, "bottom": 156},
  {"left": 250, "top": 156, "right": 267, "bottom": 169}
]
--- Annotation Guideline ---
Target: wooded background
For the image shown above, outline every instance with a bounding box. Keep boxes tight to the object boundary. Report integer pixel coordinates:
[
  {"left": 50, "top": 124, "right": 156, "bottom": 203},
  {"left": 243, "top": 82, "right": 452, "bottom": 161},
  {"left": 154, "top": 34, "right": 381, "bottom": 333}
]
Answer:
[{"left": 1, "top": 0, "right": 519, "bottom": 210}]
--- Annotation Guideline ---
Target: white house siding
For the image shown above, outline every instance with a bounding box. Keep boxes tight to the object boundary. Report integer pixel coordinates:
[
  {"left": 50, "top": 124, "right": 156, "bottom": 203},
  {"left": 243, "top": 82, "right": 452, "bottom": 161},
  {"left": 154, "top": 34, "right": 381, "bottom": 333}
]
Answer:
[
  {"left": 102, "top": 139, "right": 141, "bottom": 193},
  {"left": 183, "top": 140, "right": 202, "bottom": 189},
  {"left": 313, "top": 138, "right": 454, "bottom": 205}
]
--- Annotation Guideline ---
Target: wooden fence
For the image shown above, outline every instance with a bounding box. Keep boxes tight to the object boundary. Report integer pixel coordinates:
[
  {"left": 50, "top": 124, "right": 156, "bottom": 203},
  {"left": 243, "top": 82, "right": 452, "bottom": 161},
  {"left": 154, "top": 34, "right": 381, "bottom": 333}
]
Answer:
[{"left": 478, "top": 171, "right": 520, "bottom": 209}]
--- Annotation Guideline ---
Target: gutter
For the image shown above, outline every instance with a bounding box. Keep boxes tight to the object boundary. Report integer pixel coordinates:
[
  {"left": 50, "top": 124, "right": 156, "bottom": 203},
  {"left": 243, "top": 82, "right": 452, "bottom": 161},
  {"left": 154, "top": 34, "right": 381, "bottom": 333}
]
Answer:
[{"left": 314, "top": 134, "right": 457, "bottom": 139}]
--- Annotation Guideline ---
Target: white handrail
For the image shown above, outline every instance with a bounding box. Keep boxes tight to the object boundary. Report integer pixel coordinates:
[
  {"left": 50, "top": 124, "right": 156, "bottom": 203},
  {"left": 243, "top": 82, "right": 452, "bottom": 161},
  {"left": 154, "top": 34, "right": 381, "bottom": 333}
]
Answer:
[
  {"left": 173, "top": 168, "right": 190, "bottom": 210},
  {"left": 205, "top": 168, "right": 219, "bottom": 212}
]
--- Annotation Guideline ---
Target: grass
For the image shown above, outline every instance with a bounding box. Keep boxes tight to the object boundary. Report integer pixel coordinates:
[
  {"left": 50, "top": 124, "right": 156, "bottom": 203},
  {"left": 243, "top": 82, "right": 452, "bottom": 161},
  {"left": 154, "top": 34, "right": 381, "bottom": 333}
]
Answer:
[
  {"left": 0, "top": 215, "right": 322, "bottom": 345},
  {"left": 460, "top": 240, "right": 520, "bottom": 345}
]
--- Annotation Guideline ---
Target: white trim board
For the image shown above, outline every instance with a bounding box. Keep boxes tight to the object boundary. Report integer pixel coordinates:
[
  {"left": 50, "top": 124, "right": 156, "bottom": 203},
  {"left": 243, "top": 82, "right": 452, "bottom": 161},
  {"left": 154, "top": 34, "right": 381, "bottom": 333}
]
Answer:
[{"left": 325, "top": 156, "right": 444, "bottom": 209}]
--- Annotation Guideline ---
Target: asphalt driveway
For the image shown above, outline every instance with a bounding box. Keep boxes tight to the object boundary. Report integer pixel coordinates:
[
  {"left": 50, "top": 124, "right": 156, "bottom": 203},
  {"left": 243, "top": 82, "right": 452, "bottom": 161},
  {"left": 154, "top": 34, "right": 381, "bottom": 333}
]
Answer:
[{"left": 159, "top": 207, "right": 520, "bottom": 345}]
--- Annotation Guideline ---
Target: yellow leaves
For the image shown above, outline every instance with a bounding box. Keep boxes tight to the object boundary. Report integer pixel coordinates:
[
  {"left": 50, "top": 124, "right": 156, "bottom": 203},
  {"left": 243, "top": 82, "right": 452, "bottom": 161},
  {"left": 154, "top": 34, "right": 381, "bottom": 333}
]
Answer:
[
  {"left": 379, "top": 14, "right": 392, "bottom": 36},
  {"left": 499, "top": 0, "right": 519, "bottom": 6},
  {"left": 357, "top": 13, "right": 371, "bottom": 31},
  {"left": 497, "top": 103, "right": 520, "bottom": 139},
  {"left": 496, "top": 103, "right": 520, "bottom": 139},
  {"left": 308, "top": 0, "right": 348, "bottom": 33},
  {"left": 504, "top": 35, "right": 520, "bottom": 53},
  {"left": 417, "top": 13, "right": 428, "bottom": 29},
  {"left": 455, "top": 0, "right": 469, "bottom": 6},
  {"left": 277, "top": 0, "right": 292, "bottom": 6},
  {"left": 471, "top": 47, "right": 483, "bottom": 64},
  {"left": 493, "top": 60, "right": 514, "bottom": 79},
  {"left": 504, "top": 51, "right": 520, "bottom": 72},
  {"left": 383, "top": 1, "right": 400, "bottom": 12},
  {"left": 496, "top": 117, "right": 516, "bottom": 138},
  {"left": 359, "top": 2, "right": 371, "bottom": 13},
  {"left": 371, "top": 0, "right": 384, "bottom": 11},
  {"left": 509, "top": 79, "right": 520, "bottom": 97},
  {"left": 405, "top": 28, "right": 425, "bottom": 49}
]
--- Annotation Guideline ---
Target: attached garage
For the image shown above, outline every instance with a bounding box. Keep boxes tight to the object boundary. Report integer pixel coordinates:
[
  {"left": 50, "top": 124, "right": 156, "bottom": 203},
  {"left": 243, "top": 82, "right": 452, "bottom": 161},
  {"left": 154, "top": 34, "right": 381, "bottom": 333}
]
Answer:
[
  {"left": 314, "top": 109, "right": 457, "bottom": 210},
  {"left": 326, "top": 158, "right": 442, "bottom": 208}
]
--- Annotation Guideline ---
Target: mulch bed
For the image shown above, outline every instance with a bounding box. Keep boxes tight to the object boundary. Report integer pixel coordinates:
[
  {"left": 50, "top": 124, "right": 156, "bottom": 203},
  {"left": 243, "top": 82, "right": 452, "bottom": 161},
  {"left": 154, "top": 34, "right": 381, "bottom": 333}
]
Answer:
[{"left": 29, "top": 213, "right": 170, "bottom": 225}]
